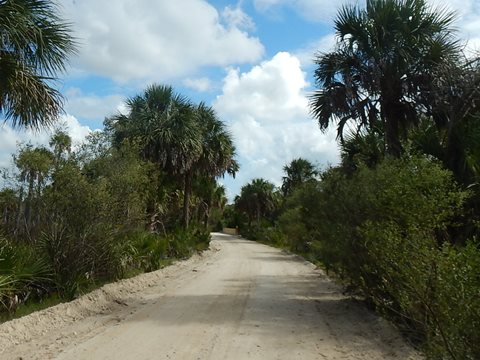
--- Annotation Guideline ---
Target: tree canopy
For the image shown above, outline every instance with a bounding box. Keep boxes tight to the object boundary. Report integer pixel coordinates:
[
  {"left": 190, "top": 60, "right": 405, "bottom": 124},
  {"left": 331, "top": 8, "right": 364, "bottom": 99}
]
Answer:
[
  {"left": 310, "top": 0, "right": 459, "bottom": 156},
  {"left": 0, "top": 0, "right": 76, "bottom": 128}
]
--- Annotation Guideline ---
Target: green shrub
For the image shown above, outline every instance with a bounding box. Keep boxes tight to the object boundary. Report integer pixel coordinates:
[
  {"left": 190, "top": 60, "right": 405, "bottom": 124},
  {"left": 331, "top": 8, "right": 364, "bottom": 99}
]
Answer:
[
  {"left": 429, "top": 242, "right": 480, "bottom": 359},
  {"left": 167, "top": 225, "right": 211, "bottom": 258},
  {"left": 39, "top": 226, "right": 124, "bottom": 300},
  {"left": 125, "top": 231, "right": 169, "bottom": 273},
  {"left": 0, "top": 238, "right": 52, "bottom": 312}
]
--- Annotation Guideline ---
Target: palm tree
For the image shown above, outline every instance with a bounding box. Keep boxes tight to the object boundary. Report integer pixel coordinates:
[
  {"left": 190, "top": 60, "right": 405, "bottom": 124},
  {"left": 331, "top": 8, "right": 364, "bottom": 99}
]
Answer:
[
  {"left": 424, "top": 57, "right": 480, "bottom": 185},
  {"left": 310, "top": 0, "right": 459, "bottom": 157},
  {"left": 193, "top": 178, "right": 228, "bottom": 228},
  {"left": 14, "top": 145, "right": 53, "bottom": 235},
  {"left": 0, "top": 0, "right": 76, "bottom": 128},
  {"left": 281, "top": 158, "right": 317, "bottom": 197},
  {"left": 49, "top": 129, "right": 72, "bottom": 163},
  {"left": 110, "top": 84, "right": 202, "bottom": 229},
  {"left": 235, "top": 178, "right": 276, "bottom": 225},
  {"left": 185, "top": 103, "right": 238, "bottom": 227},
  {"left": 107, "top": 85, "right": 238, "bottom": 229},
  {"left": 339, "top": 131, "right": 385, "bottom": 173}
]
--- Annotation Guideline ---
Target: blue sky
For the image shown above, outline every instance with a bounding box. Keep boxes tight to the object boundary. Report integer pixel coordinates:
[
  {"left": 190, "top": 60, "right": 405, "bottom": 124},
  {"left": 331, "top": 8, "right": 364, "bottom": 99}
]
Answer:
[{"left": 1, "top": 0, "right": 479, "bottom": 200}]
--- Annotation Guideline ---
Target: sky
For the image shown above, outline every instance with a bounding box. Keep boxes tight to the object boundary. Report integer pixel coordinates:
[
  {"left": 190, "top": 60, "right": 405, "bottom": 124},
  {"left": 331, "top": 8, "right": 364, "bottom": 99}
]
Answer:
[{"left": 1, "top": 0, "right": 479, "bottom": 200}]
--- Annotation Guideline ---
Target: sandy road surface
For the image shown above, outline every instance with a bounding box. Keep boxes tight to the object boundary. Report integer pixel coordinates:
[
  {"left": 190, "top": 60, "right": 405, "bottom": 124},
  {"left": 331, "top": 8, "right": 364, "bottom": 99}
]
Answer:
[{"left": 1, "top": 233, "right": 421, "bottom": 359}]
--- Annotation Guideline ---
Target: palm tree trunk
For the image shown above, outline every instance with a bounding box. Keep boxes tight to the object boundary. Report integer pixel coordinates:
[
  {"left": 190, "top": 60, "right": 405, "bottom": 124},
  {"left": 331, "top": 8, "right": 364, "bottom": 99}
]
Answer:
[
  {"left": 384, "top": 102, "right": 403, "bottom": 158},
  {"left": 25, "top": 172, "right": 35, "bottom": 233},
  {"left": 183, "top": 172, "right": 193, "bottom": 229}
]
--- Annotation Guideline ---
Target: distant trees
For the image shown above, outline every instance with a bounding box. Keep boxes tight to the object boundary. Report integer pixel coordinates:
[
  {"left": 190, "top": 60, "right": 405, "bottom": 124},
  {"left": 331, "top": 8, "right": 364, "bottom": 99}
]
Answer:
[
  {"left": 0, "top": 0, "right": 76, "bottom": 128},
  {"left": 235, "top": 178, "right": 277, "bottom": 226}
]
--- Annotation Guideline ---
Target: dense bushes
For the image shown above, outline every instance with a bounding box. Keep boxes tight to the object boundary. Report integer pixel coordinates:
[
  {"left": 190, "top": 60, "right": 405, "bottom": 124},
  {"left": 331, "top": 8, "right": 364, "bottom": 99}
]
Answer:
[
  {"left": 316, "top": 157, "right": 478, "bottom": 359},
  {"left": 0, "top": 225, "right": 211, "bottom": 313},
  {"left": 0, "top": 128, "right": 216, "bottom": 317}
]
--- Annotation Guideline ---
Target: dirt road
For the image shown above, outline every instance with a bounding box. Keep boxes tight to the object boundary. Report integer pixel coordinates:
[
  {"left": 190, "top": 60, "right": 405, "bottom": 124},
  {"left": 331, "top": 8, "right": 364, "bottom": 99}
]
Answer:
[{"left": 1, "top": 233, "right": 420, "bottom": 359}]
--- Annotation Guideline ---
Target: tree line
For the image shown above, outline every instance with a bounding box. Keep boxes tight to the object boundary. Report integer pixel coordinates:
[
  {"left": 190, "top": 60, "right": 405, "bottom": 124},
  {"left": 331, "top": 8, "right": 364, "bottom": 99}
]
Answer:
[
  {"left": 0, "top": 87, "right": 235, "bottom": 313},
  {"left": 227, "top": 1, "right": 480, "bottom": 359}
]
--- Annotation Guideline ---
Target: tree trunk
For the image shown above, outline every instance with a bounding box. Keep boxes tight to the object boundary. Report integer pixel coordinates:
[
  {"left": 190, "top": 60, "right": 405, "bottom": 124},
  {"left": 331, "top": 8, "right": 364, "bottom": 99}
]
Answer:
[
  {"left": 384, "top": 102, "right": 403, "bottom": 158},
  {"left": 183, "top": 172, "right": 192, "bottom": 229},
  {"left": 24, "top": 172, "right": 35, "bottom": 233}
]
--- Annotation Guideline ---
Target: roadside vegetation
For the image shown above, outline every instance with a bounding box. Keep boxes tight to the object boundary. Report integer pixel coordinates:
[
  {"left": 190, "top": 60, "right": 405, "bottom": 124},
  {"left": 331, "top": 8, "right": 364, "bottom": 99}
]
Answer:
[
  {"left": 227, "top": 1, "right": 480, "bottom": 359},
  {"left": 0, "top": 2, "right": 235, "bottom": 320},
  {"left": 0, "top": 97, "right": 234, "bottom": 319}
]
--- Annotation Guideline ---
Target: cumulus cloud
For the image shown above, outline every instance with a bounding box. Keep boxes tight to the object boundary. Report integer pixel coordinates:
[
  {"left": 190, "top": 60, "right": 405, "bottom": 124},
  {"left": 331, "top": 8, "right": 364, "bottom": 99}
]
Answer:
[
  {"left": 428, "top": 0, "right": 480, "bottom": 54},
  {"left": 214, "top": 52, "right": 339, "bottom": 195},
  {"left": 183, "top": 77, "right": 213, "bottom": 92},
  {"left": 294, "top": 33, "right": 336, "bottom": 67},
  {"left": 60, "top": 0, "right": 264, "bottom": 83},
  {"left": 222, "top": 5, "right": 256, "bottom": 31},
  {"left": 64, "top": 88, "right": 126, "bottom": 124},
  {"left": 0, "top": 115, "right": 92, "bottom": 169}
]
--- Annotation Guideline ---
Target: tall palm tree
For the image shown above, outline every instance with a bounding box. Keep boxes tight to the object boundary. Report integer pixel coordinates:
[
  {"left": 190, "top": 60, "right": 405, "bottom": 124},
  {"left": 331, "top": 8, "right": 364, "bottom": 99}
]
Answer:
[
  {"left": 14, "top": 145, "right": 53, "bottom": 234},
  {"left": 235, "top": 178, "right": 276, "bottom": 225},
  {"left": 108, "top": 85, "right": 238, "bottom": 229},
  {"left": 49, "top": 129, "right": 72, "bottom": 163},
  {"left": 109, "top": 84, "right": 202, "bottom": 229},
  {"left": 424, "top": 57, "right": 480, "bottom": 185},
  {"left": 281, "top": 158, "right": 317, "bottom": 197},
  {"left": 310, "top": 0, "right": 459, "bottom": 157},
  {"left": 185, "top": 103, "right": 238, "bottom": 227},
  {"left": 0, "top": 0, "right": 76, "bottom": 128}
]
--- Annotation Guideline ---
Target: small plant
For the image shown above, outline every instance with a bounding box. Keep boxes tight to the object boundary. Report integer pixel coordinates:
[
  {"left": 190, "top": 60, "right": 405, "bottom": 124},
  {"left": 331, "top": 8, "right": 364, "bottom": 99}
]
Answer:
[{"left": 0, "top": 238, "right": 52, "bottom": 312}]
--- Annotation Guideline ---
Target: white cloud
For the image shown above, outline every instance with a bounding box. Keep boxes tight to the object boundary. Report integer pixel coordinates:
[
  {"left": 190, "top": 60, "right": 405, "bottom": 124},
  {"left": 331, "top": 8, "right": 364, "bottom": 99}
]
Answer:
[
  {"left": 60, "top": 0, "right": 264, "bottom": 83},
  {"left": 183, "top": 77, "right": 213, "bottom": 92},
  {"left": 218, "top": 53, "right": 310, "bottom": 124},
  {"left": 294, "top": 33, "right": 336, "bottom": 67},
  {"left": 428, "top": 0, "right": 480, "bottom": 54},
  {"left": 0, "top": 115, "right": 92, "bottom": 169},
  {"left": 222, "top": 5, "right": 256, "bottom": 31},
  {"left": 214, "top": 52, "right": 339, "bottom": 196},
  {"left": 65, "top": 88, "right": 125, "bottom": 124}
]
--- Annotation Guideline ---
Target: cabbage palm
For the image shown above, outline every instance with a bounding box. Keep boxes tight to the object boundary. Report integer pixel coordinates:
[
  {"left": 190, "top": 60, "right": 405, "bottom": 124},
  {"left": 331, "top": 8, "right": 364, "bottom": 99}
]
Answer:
[
  {"left": 236, "top": 179, "right": 276, "bottom": 225},
  {"left": 109, "top": 84, "right": 202, "bottom": 228},
  {"left": 340, "top": 131, "right": 385, "bottom": 173},
  {"left": 108, "top": 86, "right": 238, "bottom": 229},
  {"left": 0, "top": 0, "right": 76, "bottom": 128},
  {"left": 310, "top": 0, "right": 459, "bottom": 157},
  {"left": 49, "top": 129, "right": 72, "bottom": 163},
  {"left": 194, "top": 103, "right": 238, "bottom": 179},
  {"left": 181, "top": 103, "right": 237, "bottom": 228},
  {"left": 189, "top": 102, "right": 239, "bottom": 224},
  {"left": 281, "top": 158, "right": 317, "bottom": 197}
]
